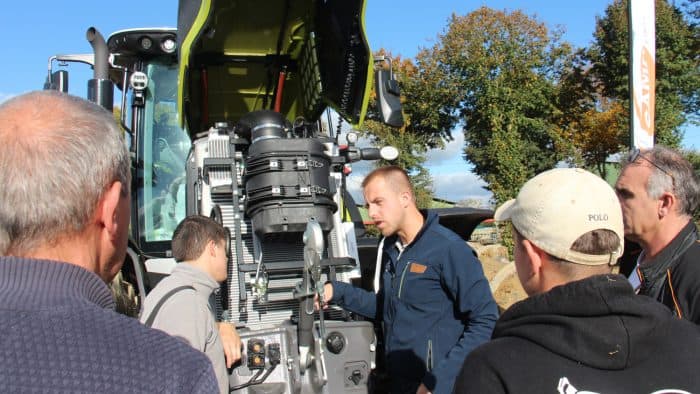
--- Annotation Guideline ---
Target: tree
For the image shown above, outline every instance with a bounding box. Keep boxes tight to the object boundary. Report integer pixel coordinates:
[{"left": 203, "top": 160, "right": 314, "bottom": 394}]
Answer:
[
  {"left": 456, "top": 198, "right": 489, "bottom": 209},
  {"left": 682, "top": 149, "right": 700, "bottom": 223},
  {"left": 412, "top": 7, "right": 573, "bottom": 204},
  {"left": 584, "top": 0, "right": 699, "bottom": 146},
  {"left": 574, "top": 100, "right": 627, "bottom": 179},
  {"left": 361, "top": 119, "right": 436, "bottom": 209},
  {"left": 553, "top": 48, "right": 628, "bottom": 178}
]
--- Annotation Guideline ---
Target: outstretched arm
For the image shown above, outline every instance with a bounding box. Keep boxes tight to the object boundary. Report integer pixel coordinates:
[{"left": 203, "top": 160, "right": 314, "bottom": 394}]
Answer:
[{"left": 326, "top": 281, "right": 380, "bottom": 319}]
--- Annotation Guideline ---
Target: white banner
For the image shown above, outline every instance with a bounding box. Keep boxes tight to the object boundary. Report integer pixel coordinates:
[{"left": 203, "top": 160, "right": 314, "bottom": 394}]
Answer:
[{"left": 630, "top": 0, "right": 656, "bottom": 149}]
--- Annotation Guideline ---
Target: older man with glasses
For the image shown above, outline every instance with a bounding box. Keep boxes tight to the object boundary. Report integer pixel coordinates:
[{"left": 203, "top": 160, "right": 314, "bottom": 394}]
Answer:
[{"left": 615, "top": 145, "right": 700, "bottom": 323}]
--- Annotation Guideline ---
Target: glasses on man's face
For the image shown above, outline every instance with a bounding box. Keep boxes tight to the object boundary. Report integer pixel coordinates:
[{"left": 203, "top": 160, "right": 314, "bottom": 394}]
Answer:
[{"left": 628, "top": 148, "right": 675, "bottom": 187}]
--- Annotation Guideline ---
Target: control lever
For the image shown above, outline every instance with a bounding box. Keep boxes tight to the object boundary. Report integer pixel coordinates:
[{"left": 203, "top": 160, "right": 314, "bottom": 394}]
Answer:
[
  {"left": 340, "top": 131, "right": 399, "bottom": 163},
  {"left": 359, "top": 146, "right": 399, "bottom": 161},
  {"left": 296, "top": 219, "right": 325, "bottom": 373}
]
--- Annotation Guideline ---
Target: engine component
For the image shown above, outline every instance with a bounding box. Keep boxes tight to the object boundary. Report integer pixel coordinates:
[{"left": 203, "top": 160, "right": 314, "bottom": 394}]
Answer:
[
  {"left": 243, "top": 111, "right": 337, "bottom": 237},
  {"left": 325, "top": 332, "right": 345, "bottom": 355},
  {"left": 189, "top": 126, "right": 355, "bottom": 333},
  {"left": 247, "top": 338, "right": 267, "bottom": 370}
]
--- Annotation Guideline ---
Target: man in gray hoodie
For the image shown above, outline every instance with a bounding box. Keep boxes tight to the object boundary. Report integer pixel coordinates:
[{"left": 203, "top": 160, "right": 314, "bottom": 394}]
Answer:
[{"left": 141, "top": 215, "right": 241, "bottom": 393}]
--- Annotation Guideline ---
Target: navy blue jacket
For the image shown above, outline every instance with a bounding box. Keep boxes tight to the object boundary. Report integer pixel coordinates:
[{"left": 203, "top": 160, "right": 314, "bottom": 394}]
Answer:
[{"left": 332, "top": 212, "right": 498, "bottom": 393}]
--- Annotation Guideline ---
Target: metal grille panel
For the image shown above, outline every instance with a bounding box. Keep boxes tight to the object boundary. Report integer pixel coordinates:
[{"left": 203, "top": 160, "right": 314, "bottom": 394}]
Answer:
[{"left": 194, "top": 132, "right": 354, "bottom": 331}]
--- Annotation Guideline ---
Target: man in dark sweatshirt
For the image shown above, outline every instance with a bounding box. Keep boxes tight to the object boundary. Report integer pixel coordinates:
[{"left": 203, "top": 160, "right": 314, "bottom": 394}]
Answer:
[
  {"left": 0, "top": 91, "right": 218, "bottom": 393},
  {"left": 455, "top": 168, "right": 700, "bottom": 393},
  {"left": 319, "top": 166, "right": 498, "bottom": 394}
]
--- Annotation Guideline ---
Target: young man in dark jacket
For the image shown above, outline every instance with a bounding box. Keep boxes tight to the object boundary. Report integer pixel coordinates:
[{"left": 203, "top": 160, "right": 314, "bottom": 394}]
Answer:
[
  {"left": 615, "top": 145, "right": 700, "bottom": 323},
  {"left": 455, "top": 168, "right": 700, "bottom": 393},
  {"left": 320, "top": 166, "right": 498, "bottom": 394}
]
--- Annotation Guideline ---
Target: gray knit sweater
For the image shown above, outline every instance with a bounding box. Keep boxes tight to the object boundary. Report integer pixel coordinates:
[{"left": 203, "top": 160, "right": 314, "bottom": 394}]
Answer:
[{"left": 0, "top": 256, "right": 218, "bottom": 393}]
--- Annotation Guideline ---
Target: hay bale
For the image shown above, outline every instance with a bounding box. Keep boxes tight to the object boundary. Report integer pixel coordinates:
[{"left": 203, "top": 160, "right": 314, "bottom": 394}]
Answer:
[{"left": 471, "top": 242, "right": 527, "bottom": 313}]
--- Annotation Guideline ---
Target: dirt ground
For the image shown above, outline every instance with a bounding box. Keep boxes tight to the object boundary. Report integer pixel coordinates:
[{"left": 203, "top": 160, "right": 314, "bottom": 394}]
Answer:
[{"left": 468, "top": 242, "right": 527, "bottom": 313}]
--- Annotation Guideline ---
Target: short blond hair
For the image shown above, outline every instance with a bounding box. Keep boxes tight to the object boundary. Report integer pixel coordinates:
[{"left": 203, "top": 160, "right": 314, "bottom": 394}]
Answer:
[{"left": 362, "top": 165, "right": 415, "bottom": 200}]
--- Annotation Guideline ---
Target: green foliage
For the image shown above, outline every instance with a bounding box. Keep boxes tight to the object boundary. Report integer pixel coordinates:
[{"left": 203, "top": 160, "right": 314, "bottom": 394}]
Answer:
[
  {"left": 362, "top": 117, "right": 435, "bottom": 208},
  {"left": 113, "top": 107, "right": 125, "bottom": 134},
  {"left": 554, "top": 47, "right": 626, "bottom": 178},
  {"left": 411, "top": 7, "right": 572, "bottom": 205},
  {"left": 410, "top": 167, "right": 434, "bottom": 209},
  {"left": 362, "top": 52, "right": 435, "bottom": 205},
  {"left": 683, "top": 149, "right": 700, "bottom": 223},
  {"left": 359, "top": 3, "right": 698, "bottom": 248},
  {"left": 584, "top": 0, "right": 699, "bottom": 146}
]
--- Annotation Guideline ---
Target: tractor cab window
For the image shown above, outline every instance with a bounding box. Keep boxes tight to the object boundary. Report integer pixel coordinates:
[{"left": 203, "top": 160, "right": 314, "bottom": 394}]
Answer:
[{"left": 137, "top": 62, "right": 191, "bottom": 244}]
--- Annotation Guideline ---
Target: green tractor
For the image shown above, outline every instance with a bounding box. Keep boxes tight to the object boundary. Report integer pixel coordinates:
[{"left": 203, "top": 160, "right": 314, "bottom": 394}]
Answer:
[{"left": 43, "top": 1, "right": 491, "bottom": 392}]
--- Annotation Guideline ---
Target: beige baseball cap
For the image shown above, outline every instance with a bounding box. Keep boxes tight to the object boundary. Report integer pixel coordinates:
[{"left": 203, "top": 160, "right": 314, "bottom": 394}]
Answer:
[{"left": 494, "top": 168, "right": 624, "bottom": 265}]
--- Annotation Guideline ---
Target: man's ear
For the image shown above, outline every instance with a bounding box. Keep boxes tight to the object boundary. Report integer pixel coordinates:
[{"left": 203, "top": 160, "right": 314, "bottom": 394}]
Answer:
[
  {"left": 98, "top": 181, "right": 125, "bottom": 238},
  {"left": 657, "top": 191, "right": 676, "bottom": 218},
  {"left": 522, "top": 239, "right": 545, "bottom": 279},
  {"left": 206, "top": 239, "right": 218, "bottom": 258},
  {"left": 399, "top": 190, "right": 411, "bottom": 208}
]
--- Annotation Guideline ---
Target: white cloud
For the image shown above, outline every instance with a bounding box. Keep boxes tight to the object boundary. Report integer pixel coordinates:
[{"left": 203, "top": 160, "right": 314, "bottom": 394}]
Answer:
[
  {"left": 0, "top": 93, "right": 15, "bottom": 104},
  {"left": 424, "top": 131, "right": 492, "bottom": 203},
  {"left": 346, "top": 162, "right": 373, "bottom": 204},
  {"left": 431, "top": 171, "right": 491, "bottom": 203},
  {"left": 426, "top": 131, "right": 466, "bottom": 167},
  {"left": 345, "top": 156, "right": 492, "bottom": 205},
  {"left": 342, "top": 127, "right": 493, "bottom": 205}
]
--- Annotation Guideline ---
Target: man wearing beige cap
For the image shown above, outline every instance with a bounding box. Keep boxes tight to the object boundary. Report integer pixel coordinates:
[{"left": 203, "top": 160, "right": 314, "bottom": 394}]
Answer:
[{"left": 453, "top": 168, "right": 700, "bottom": 393}]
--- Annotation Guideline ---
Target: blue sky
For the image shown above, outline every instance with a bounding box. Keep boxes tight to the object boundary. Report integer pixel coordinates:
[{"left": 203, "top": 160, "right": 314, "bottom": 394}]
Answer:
[{"left": 1, "top": 1, "right": 697, "bottom": 202}]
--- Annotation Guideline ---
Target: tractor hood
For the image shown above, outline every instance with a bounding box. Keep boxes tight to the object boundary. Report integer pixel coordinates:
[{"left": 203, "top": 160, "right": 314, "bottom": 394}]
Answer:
[{"left": 177, "top": 0, "right": 373, "bottom": 136}]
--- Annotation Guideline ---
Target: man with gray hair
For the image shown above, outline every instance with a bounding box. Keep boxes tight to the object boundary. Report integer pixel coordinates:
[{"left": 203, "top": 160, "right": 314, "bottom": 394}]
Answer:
[
  {"left": 615, "top": 145, "right": 700, "bottom": 323},
  {"left": 0, "top": 91, "right": 218, "bottom": 393},
  {"left": 455, "top": 168, "right": 700, "bottom": 393}
]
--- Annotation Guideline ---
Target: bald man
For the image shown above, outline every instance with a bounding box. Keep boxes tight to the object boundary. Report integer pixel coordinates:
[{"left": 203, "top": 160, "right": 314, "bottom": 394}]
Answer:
[
  {"left": 319, "top": 166, "right": 497, "bottom": 394},
  {"left": 0, "top": 91, "right": 218, "bottom": 393}
]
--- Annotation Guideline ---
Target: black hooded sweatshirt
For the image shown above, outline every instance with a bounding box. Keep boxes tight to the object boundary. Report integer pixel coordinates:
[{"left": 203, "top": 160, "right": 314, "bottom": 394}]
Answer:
[{"left": 454, "top": 274, "right": 700, "bottom": 393}]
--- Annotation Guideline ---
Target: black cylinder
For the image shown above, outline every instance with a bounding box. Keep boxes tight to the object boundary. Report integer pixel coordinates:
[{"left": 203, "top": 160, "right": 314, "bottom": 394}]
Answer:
[
  {"left": 241, "top": 110, "right": 336, "bottom": 236},
  {"left": 237, "top": 110, "right": 287, "bottom": 143},
  {"left": 298, "top": 298, "right": 314, "bottom": 349},
  {"left": 86, "top": 27, "right": 113, "bottom": 111},
  {"left": 86, "top": 27, "right": 109, "bottom": 80},
  {"left": 245, "top": 137, "right": 336, "bottom": 236},
  {"left": 87, "top": 79, "right": 114, "bottom": 111}
]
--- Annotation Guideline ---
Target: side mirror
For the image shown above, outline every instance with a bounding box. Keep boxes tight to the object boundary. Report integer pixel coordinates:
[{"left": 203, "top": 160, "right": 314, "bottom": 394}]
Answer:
[
  {"left": 44, "top": 70, "right": 69, "bottom": 93},
  {"left": 374, "top": 69, "right": 404, "bottom": 128},
  {"left": 385, "top": 79, "right": 400, "bottom": 96}
]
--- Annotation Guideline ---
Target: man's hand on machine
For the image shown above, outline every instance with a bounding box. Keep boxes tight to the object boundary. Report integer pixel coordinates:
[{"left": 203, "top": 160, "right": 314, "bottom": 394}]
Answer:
[
  {"left": 313, "top": 282, "right": 333, "bottom": 311},
  {"left": 217, "top": 322, "right": 242, "bottom": 367}
]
